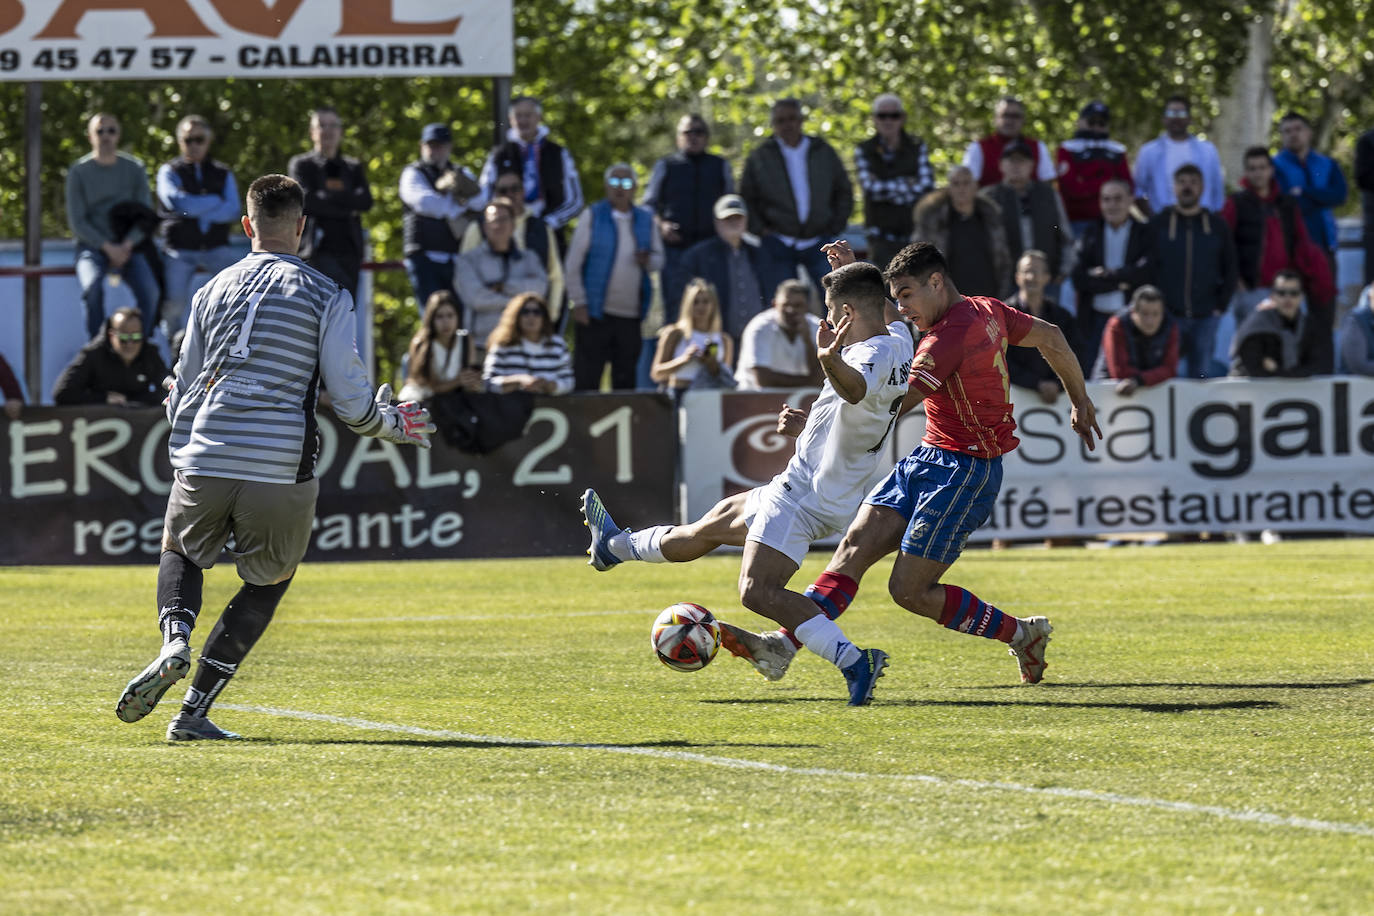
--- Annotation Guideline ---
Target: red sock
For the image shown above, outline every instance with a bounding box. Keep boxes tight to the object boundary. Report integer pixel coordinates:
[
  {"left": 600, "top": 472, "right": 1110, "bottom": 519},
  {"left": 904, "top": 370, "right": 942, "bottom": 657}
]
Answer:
[
  {"left": 780, "top": 571, "right": 860, "bottom": 648},
  {"left": 940, "top": 584, "right": 1017, "bottom": 642}
]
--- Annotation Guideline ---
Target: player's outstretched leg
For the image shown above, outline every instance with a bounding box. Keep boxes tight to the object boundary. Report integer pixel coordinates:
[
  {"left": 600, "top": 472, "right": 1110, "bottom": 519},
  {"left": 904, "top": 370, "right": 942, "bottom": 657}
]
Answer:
[
  {"left": 920, "top": 581, "right": 1053, "bottom": 685},
  {"left": 719, "top": 621, "right": 797, "bottom": 681},
  {"left": 580, "top": 488, "right": 677, "bottom": 571}
]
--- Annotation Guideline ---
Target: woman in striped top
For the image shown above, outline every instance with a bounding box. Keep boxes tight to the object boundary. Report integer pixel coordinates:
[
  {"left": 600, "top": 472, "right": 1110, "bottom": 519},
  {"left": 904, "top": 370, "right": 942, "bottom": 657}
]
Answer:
[
  {"left": 651, "top": 278, "right": 735, "bottom": 393},
  {"left": 482, "top": 292, "right": 573, "bottom": 394}
]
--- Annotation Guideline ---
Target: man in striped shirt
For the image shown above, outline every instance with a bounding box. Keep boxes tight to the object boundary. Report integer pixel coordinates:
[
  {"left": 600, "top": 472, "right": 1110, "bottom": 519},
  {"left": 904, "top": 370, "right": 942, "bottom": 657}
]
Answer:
[{"left": 115, "top": 174, "right": 434, "bottom": 741}]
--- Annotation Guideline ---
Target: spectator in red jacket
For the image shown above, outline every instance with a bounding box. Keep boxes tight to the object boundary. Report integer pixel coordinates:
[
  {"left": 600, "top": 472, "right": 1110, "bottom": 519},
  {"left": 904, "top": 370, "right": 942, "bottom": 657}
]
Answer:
[
  {"left": 1056, "top": 101, "right": 1133, "bottom": 238},
  {"left": 961, "top": 96, "right": 1056, "bottom": 188},
  {"left": 1092, "top": 285, "right": 1179, "bottom": 396}
]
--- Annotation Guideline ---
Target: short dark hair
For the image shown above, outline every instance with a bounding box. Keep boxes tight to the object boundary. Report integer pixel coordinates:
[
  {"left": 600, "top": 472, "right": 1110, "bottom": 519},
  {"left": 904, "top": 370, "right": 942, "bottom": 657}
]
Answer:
[
  {"left": 821, "top": 261, "right": 887, "bottom": 314},
  {"left": 1173, "top": 163, "right": 1203, "bottom": 181},
  {"left": 1131, "top": 285, "right": 1164, "bottom": 309},
  {"left": 1243, "top": 145, "right": 1272, "bottom": 163},
  {"left": 1273, "top": 268, "right": 1303, "bottom": 287},
  {"left": 1279, "top": 110, "right": 1311, "bottom": 127},
  {"left": 246, "top": 174, "right": 304, "bottom": 224},
  {"left": 1164, "top": 95, "right": 1191, "bottom": 111},
  {"left": 510, "top": 95, "right": 542, "bottom": 111},
  {"left": 883, "top": 242, "right": 949, "bottom": 288}
]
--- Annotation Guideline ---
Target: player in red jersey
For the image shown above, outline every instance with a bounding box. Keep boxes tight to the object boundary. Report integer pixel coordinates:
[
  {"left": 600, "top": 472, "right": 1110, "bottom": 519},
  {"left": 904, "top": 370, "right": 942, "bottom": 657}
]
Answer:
[{"left": 755, "top": 241, "right": 1101, "bottom": 691}]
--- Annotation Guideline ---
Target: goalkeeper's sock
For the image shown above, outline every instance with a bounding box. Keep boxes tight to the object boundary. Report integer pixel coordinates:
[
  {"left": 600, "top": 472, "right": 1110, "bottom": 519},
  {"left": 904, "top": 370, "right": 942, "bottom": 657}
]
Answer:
[
  {"left": 609, "top": 526, "right": 672, "bottom": 563},
  {"left": 179, "top": 578, "right": 292, "bottom": 717},
  {"left": 156, "top": 550, "right": 202, "bottom": 645},
  {"left": 793, "top": 614, "right": 862, "bottom": 670},
  {"left": 938, "top": 584, "right": 1018, "bottom": 643},
  {"left": 779, "top": 570, "right": 859, "bottom": 648}
]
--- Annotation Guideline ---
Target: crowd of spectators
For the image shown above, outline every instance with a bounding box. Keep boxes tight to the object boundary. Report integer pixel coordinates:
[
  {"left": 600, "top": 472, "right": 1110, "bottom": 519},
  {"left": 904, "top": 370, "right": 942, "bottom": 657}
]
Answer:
[{"left": 37, "top": 88, "right": 1374, "bottom": 414}]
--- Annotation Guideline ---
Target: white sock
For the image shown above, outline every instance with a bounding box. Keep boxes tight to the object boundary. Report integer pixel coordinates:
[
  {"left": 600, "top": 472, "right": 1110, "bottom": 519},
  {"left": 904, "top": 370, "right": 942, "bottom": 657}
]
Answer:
[
  {"left": 609, "top": 525, "right": 673, "bottom": 562},
  {"left": 1011, "top": 619, "right": 1026, "bottom": 645},
  {"left": 794, "top": 614, "right": 862, "bottom": 669}
]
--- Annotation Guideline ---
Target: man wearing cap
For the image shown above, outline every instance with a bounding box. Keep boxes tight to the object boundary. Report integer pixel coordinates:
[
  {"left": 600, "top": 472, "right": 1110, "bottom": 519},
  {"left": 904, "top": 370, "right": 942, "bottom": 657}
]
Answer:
[
  {"left": 1056, "top": 101, "right": 1133, "bottom": 239},
  {"left": 1132, "top": 95, "right": 1225, "bottom": 216},
  {"left": 644, "top": 114, "right": 734, "bottom": 323},
  {"left": 680, "top": 194, "right": 767, "bottom": 342},
  {"left": 982, "top": 140, "right": 1075, "bottom": 294},
  {"left": 399, "top": 122, "right": 481, "bottom": 311},
  {"left": 961, "top": 96, "right": 1056, "bottom": 188},
  {"left": 739, "top": 98, "right": 853, "bottom": 299},
  {"left": 854, "top": 93, "right": 933, "bottom": 270}
]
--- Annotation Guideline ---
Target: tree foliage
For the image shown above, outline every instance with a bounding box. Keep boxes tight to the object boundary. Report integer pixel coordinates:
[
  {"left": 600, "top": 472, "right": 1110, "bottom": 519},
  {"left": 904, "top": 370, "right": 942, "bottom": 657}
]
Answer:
[{"left": 1, "top": 0, "right": 1368, "bottom": 381}]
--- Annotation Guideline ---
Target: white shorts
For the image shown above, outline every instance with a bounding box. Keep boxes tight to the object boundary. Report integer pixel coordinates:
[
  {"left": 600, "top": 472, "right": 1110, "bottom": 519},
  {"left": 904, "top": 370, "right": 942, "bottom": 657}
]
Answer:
[{"left": 742, "top": 480, "right": 846, "bottom": 568}]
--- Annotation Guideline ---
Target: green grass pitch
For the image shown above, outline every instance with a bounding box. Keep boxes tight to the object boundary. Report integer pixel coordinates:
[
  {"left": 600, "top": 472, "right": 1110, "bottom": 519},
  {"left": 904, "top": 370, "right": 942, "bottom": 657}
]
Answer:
[{"left": 1, "top": 540, "right": 1372, "bottom": 914}]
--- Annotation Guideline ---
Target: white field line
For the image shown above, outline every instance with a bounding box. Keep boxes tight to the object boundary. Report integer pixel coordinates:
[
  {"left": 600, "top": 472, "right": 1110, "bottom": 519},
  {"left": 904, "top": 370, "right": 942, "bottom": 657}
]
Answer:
[
  {"left": 217, "top": 702, "right": 1374, "bottom": 839},
  {"left": 280, "top": 609, "right": 656, "bottom": 625}
]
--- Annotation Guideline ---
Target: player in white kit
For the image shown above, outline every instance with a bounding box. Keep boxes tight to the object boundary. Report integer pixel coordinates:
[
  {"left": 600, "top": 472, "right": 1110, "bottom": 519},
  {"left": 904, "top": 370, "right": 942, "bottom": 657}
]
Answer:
[{"left": 582, "top": 251, "right": 913, "bottom": 705}]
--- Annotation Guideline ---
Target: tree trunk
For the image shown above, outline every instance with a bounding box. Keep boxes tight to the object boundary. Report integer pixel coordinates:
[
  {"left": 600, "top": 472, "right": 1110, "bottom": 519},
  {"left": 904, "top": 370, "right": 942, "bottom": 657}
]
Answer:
[{"left": 1209, "top": 12, "right": 1276, "bottom": 195}]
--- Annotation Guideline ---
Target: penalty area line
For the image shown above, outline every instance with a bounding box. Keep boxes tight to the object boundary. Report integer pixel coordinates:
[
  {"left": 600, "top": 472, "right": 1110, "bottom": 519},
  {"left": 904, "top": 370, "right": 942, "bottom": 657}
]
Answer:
[{"left": 216, "top": 703, "right": 1374, "bottom": 839}]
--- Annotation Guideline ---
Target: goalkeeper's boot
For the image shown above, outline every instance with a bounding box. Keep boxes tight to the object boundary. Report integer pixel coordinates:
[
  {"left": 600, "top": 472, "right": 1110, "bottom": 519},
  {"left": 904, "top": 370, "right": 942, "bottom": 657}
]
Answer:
[
  {"left": 166, "top": 713, "right": 242, "bottom": 742},
  {"left": 116, "top": 639, "right": 191, "bottom": 723},
  {"left": 580, "top": 488, "right": 623, "bottom": 571},
  {"left": 841, "top": 648, "right": 889, "bottom": 706},
  {"left": 720, "top": 623, "right": 798, "bottom": 681},
  {"left": 1008, "top": 616, "right": 1053, "bottom": 684}
]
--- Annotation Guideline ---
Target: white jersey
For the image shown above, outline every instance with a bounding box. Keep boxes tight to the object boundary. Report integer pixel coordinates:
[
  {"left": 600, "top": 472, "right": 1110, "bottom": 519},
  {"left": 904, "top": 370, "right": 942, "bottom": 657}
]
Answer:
[{"left": 773, "top": 320, "right": 914, "bottom": 523}]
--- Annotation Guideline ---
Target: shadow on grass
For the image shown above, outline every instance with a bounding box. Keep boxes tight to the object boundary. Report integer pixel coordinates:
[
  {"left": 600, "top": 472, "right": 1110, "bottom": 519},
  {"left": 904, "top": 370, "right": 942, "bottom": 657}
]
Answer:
[
  {"left": 973, "top": 679, "right": 1374, "bottom": 690},
  {"left": 262, "top": 738, "right": 818, "bottom": 750},
  {"left": 700, "top": 697, "right": 1282, "bottom": 713}
]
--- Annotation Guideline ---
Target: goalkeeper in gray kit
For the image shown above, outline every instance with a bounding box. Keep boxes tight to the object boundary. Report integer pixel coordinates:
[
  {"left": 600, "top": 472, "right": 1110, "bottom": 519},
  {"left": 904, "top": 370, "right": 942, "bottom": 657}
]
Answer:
[{"left": 115, "top": 174, "right": 435, "bottom": 741}]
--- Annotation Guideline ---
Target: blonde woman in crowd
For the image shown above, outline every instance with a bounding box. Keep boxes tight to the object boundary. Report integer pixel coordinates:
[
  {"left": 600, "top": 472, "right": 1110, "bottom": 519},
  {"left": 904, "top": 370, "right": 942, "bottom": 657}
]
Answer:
[{"left": 650, "top": 278, "right": 735, "bottom": 395}]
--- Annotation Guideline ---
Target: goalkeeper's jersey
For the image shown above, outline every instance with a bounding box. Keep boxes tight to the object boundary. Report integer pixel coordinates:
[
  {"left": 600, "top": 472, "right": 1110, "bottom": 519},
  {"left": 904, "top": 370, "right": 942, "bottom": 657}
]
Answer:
[{"left": 166, "top": 251, "right": 382, "bottom": 484}]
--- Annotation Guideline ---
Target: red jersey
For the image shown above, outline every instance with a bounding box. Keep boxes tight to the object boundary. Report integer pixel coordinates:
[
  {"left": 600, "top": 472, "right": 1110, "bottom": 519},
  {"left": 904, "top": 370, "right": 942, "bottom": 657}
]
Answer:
[{"left": 909, "top": 296, "right": 1034, "bottom": 458}]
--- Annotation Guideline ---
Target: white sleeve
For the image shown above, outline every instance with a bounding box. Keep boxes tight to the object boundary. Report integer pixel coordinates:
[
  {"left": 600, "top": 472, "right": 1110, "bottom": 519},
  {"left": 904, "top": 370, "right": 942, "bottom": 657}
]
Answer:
[
  {"left": 1036, "top": 141, "right": 1057, "bottom": 182},
  {"left": 399, "top": 164, "right": 461, "bottom": 220},
  {"left": 962, "top": 142, "right": 984, "bottom": 181},
  {"left": 317, "top": 289, "right": 383, "bottom": 436}
]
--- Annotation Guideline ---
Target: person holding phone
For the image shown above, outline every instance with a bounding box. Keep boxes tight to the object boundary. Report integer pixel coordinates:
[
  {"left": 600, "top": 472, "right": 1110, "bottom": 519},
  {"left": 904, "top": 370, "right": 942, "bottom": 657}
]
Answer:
[
  {"left": 650, "top": 278, "right": 735, "bottom": 394},
  {"left": 398, "top": 290, "right": 483, "bottom": 402}
]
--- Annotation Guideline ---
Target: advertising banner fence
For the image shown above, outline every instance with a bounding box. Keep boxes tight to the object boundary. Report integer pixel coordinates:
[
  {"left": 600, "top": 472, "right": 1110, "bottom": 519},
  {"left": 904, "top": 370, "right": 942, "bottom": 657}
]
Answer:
[
  {"left": 0, "top": 394, "right": 675, "bottom": 565},
  {"left": 682, "top": 378, "right": 1374, "bottom": 542},
  {"left": 0, "top": 0, "right": 513, "bottom": 81}
]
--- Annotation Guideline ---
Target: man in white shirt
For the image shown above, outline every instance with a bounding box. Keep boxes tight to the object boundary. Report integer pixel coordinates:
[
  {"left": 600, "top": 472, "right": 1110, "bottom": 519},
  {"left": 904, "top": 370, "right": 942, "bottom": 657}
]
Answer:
[
  {"left": 1132, "top": 95, "right": 1225, "bottom": 215},
  {"left": 739, "top": 99, "right": 853, "bottom": 303},
  {"left": 735, "top": 279, "right": 825, "bottom": 389},
  {"left": 564, "top": 163, "right": 665, "bottom": 390},
  {"left": 581, "top": 250, "right": 914, "bottom": 705}
]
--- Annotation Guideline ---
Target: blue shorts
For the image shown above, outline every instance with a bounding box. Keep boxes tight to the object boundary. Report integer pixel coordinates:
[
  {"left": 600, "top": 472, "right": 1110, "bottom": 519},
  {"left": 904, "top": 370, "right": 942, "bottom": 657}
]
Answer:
[{"left": 865, "top": 445, "right": 1002, "bottom": 564}]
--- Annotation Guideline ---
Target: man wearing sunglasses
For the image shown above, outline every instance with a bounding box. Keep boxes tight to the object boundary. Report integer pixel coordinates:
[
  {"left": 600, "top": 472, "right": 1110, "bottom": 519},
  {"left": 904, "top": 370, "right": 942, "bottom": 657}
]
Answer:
[
  {"left": 644, "top": 114, "right": 735, "bottom": 321},
  {"left": 1229, "top": 269, "right": 1320, "bottom": 378},
  {"left": 156, "top": 115, "right": 242, "bottom": 344},
  {"left": 855, "top": 94, "right": 933, "bottom": 271},
  {"left": 52, "top": 306, "right": 169, "bottom": 408},
  {"left": 65, "top": 113, "right": 161, "bottom": 339},
  {"left": 1132, "top": 95, "right": 1225, "bottom": 217}
]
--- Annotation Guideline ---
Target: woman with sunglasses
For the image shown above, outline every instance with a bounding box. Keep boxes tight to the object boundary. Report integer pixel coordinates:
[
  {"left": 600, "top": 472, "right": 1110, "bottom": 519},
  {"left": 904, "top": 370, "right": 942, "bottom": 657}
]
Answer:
[
  {"left": 399, "top": 290, "right": 482, "bottom": 402},
  {"left": 482, "top": 293, "right": 573, "bottom": 395},
  {"left": 650, "top": 278, "right": 735, "bottom": 396}
]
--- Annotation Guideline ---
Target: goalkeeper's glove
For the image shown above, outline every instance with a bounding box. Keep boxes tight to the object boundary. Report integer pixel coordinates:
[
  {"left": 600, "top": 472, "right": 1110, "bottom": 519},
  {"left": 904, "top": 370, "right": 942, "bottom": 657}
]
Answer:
[{"left": 374, "top": 384, "right": 436, "bottom": 449}]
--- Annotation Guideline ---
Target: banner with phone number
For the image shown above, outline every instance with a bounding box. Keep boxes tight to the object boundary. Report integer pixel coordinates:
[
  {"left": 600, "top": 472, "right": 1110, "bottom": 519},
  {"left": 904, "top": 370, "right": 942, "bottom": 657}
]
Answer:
[{"left": 0, "top": 394, "right": 674, "bottom": 565}]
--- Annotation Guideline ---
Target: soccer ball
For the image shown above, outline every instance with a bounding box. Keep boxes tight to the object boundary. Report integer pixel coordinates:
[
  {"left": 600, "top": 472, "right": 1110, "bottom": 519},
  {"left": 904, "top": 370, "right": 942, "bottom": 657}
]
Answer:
[{"left": 651, "top": 603, "right": 722, "bottom": 672}]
